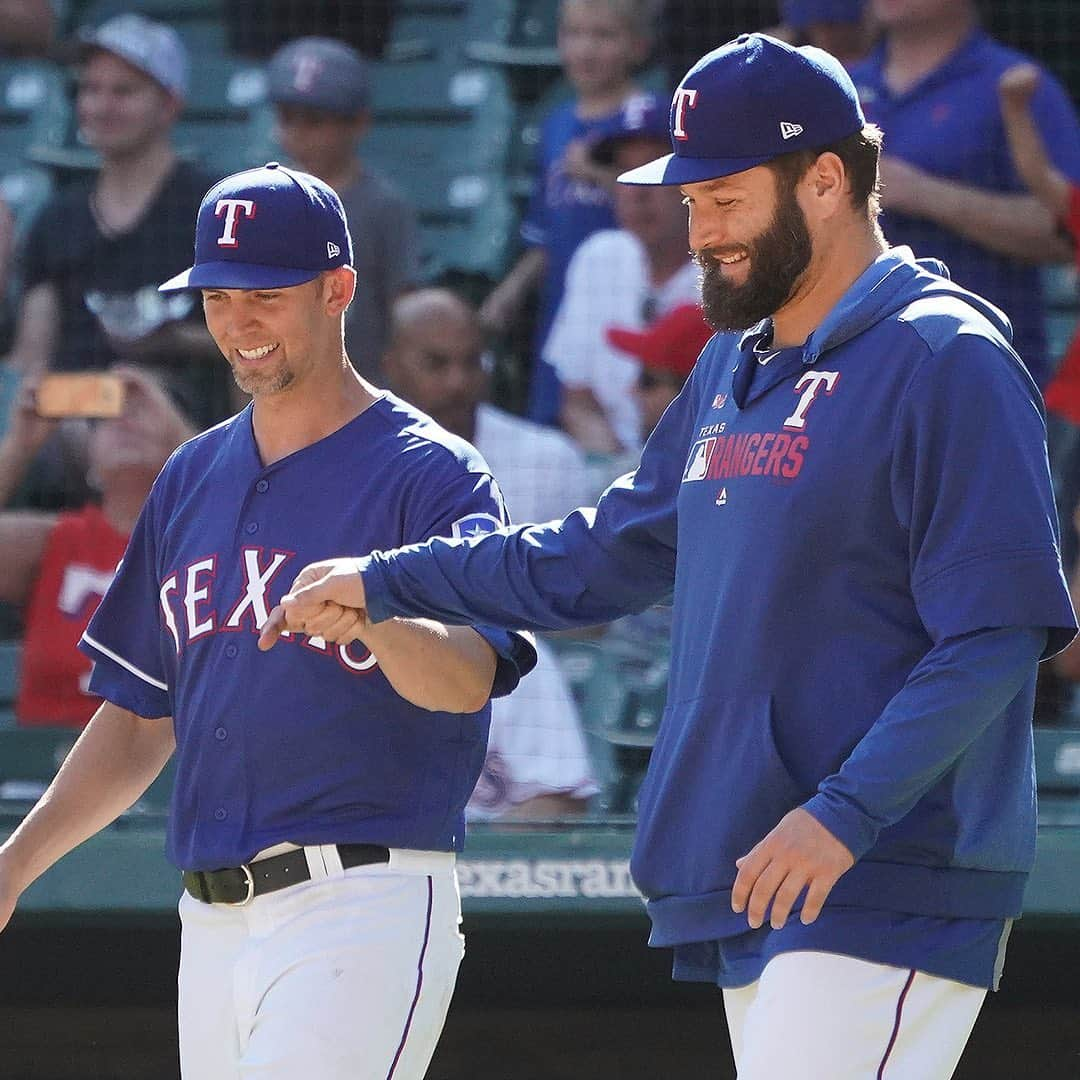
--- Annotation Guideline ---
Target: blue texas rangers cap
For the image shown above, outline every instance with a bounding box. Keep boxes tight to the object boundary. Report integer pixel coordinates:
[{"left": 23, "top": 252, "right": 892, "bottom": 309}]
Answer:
[
  {"left": 159, "top": 162, "right": 353, "bottom": 292},
  {"left": 618, "top": 33, "right": 865, "bottom": 186}
]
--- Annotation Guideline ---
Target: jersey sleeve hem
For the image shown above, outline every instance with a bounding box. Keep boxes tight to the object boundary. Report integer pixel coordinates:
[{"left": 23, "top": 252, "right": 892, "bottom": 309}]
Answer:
[
  {"left": 79, "top": 634, "right": 172, "bottom": 719},
  {"left": 913, "top": 548, "right": 1076, "bottom": 656}
]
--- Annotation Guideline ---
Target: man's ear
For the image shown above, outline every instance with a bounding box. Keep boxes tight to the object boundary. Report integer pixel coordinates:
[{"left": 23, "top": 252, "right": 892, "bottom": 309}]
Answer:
[
  {"left": 324, "top": 267, "right": 357, "bottom": 315},
  {"left": 803, "top": 151, "right": 848, "bottom": 221}
]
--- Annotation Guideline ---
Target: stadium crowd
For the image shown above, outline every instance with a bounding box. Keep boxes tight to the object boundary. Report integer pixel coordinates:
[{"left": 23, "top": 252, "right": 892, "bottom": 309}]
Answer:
[{"left": 1, "top": 0, "right": 1079, "bottom": 824}]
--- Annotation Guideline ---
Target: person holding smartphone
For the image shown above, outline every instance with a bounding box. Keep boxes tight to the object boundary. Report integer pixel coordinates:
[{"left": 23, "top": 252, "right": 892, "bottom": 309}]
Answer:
[{"left": 0, "top": 366, "right": 192, "bottom": 727}]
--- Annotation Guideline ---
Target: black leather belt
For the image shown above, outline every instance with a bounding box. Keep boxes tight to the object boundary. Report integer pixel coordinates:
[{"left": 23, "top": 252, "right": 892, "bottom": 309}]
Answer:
[{"left": 182, "top": 843, "right": 390, "bottom": 906}]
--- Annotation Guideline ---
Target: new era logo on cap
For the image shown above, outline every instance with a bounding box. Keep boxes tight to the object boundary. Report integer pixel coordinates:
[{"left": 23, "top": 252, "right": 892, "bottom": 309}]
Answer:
[
  {"left": 780, "top": 121, "right": 803, "bottom": 139},
  {"left": 159, "top": 162, "right": 353, "bottom": 293}
]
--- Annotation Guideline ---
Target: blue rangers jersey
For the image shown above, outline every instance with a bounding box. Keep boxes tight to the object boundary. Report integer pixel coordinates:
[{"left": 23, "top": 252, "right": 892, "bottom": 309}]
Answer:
[{"left": 80, "top": 393, "right": 535, "bottom": 871}]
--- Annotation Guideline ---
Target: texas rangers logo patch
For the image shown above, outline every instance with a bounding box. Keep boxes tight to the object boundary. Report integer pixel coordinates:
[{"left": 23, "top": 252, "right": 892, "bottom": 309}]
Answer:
[{"left": 452, "top": 513, "right": 502, "bottom": 540}]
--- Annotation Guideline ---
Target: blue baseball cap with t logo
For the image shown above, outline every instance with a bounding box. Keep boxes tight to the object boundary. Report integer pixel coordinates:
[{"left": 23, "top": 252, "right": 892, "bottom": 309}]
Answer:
[
  {"left": 618, "top": 33, "right": 865, "bottom": 187},
  {"left": 159, "top": 162, "right": 353, "bottom": 292}
]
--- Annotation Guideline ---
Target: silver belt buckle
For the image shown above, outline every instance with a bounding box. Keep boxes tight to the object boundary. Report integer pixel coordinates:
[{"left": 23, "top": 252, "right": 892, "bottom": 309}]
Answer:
[{"left": 223, "top": 863, "right": 255, "bottom": 906}]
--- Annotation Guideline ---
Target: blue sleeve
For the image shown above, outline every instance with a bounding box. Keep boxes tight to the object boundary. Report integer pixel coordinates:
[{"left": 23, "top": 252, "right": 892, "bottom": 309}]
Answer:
[
  {"left": 803, "top": 625, "right": 1046, "bottom": 858},
  {"left": 78, "top": 489, "right": 174, "bottom": 719},
  {"left": 1029, "top": 67, "right": 1080, "bottom": 181},
  {"left": 361, "top": 374, "right": 698, "bottom": 632},
  {"left": 402, "top": 464, "right": 537, "bottom": 697},
  {"left": 890, "top": 334, "right": 1077, "bottom": 657}
]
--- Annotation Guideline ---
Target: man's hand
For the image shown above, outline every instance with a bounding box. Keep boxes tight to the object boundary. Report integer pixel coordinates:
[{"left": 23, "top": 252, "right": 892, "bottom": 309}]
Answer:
[
  {"left": 257, "top": 558, "right": 368, "bottom": 651},
  {"left": 731, "top": 807, "right": 855, "bottom": 930}
]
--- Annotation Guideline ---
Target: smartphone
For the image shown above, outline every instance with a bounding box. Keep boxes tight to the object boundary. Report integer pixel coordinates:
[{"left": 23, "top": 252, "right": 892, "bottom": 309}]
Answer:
[{"left": 36, "top": 373, "right": 126, "bottom": 419}]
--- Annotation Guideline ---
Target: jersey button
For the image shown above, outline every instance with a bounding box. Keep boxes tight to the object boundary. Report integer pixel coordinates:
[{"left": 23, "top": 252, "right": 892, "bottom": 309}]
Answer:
[
  {"left": 255, "top": 479, "right": 269, "bottom": 493},
  {"left": 214, "top": 808, "right": 227, "bottom": 821},
  {"left": 245, "top": 522, "right": 259, "bottom": 534},
  {"left": 225, "top": 644, "right": 238, "bottom": 658},
  {"left": 214, "top": 727, "right": 227, "bottom": 741}
]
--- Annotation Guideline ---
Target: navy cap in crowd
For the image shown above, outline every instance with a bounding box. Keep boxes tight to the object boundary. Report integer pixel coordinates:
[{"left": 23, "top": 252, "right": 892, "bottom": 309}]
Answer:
[
  {"left": 782, "top": 0, "right": 865, "bottom": 29},
  {"left": 619, "top": 33, "right": 865, "bottom": 186},
  {"left": 78, "top": 13, "right": 189, "bottom": 101},
  {"left": 159, "top": 162, "right": 353, "bottom": 292},
  {"left": 589, "top": 92, "right": 671, "bottom": 166},
  {"left": 268, "top": 36, "right": 371, "bottom": 116}
]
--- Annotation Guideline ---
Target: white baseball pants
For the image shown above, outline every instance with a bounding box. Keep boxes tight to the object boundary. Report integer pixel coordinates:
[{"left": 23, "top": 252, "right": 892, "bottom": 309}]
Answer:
[
  {"left": 177, "top": 846, "right": 464, "bottom": 1079},
  {"left": 723, "top": 951, "right": 987, "bottom": 1079}
]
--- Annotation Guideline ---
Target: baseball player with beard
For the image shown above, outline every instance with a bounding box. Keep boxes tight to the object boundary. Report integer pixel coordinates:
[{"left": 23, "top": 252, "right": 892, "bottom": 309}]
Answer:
[
  {"left": 0, "top": 162, "right": 535, "bottom": 1079},
  {"left": 262, "top": 36, "right": 1077, "bottom": 1079}
]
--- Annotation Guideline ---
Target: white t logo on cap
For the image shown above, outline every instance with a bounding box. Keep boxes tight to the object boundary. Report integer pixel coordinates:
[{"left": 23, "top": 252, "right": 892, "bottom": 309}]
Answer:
[
  {"left": 672, "top": 88, "right": 699, "bottom": 141},
  {"left": 780, "top": 122, "right": 804, "bottom": 140},
  {"left": 215, "top": 199, "right": 256, "bottom": 248},
  {"left": 327, "top": 241, "right": 340, "bottom": 259}
]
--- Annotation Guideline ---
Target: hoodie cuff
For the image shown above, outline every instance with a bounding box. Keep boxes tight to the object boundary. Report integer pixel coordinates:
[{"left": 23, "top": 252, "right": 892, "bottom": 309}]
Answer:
[{"left": 801, "top": 789, "right": 879, "bottom": 862}]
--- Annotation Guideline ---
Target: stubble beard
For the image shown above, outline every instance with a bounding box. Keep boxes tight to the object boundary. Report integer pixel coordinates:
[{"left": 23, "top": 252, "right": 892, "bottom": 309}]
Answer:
[{"left": 230, "top": 362, "right": 296, "bottom": 397}]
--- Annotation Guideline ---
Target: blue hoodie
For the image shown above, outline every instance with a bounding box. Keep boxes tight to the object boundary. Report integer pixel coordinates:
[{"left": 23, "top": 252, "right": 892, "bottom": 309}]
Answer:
[{"left": 362, "top": 248, "right": 1077, "bottom": 950}]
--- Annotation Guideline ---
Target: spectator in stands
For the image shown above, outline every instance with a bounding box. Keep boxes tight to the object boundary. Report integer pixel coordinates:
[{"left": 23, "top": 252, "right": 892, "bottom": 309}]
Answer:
[
  {"left": 775, "top": 0, "right": 872, "bottom": 69},
  {"left": 609, "top": 302, "right": 714, "bottom": 439},
  {"left": 479, "top": 0, "right": 656, "bottom": 427},
  {"left": 1, "top": 14, "right": 229, "bottom": 435},
  {"left": 0, "top": 366, "right": 192, "bottom": 728},
  {"left": 999, "top": 62, "right": 1080, "bottom": 616},
  {"left": 384, "top": 288, "right": 597, "bottom": 820},
  {"left": 0, "top": 0, "right": 54, "bottom": 57},
  {"left": 850, "top": 0, "right": 1080, "bottom": 388},
  {"left": 545, "top": 94, "right": 700, "bottom": 460},
  {"left": 224, "top": 0, "right": 392, "bottom": 61},
  {"left": 267, "top": 36, "right": 421, "bottom": 380}
]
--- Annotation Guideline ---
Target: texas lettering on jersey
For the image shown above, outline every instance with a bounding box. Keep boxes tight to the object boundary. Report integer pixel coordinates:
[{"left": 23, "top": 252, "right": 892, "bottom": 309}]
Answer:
[{"left": 158, "top": 546, "right": 377, "bottom": 674}]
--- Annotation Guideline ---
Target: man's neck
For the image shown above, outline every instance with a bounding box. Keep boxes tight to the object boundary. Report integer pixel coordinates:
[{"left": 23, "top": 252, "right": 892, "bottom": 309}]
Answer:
[
  {"left": 770, "top": 223, "right": 887, "bottom": 350},
  {"left": 883, "top": 9, "right": 977, "bottom": 95},
  {"left": 93, "top": 140, "right": 177, "bottom": 233},
  {"left": 251, "top": 361, "right": 377, "bottom": 466},
  {"left": 101, "top": 478, "right": 154, "bottom": 536},
  {"left": 577, "top": 81, "right": 635, "bottom": 120},
  {"left": 98, "top": 139, "right": 177, "bottom": 192}
]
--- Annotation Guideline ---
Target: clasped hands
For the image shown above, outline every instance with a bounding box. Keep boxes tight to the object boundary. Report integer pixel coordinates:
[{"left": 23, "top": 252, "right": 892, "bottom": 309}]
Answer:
[
  {"left": 257, "top": 562, "right": 856, "bottom": 929},
  {"left": 258, "top": 558, "right": 370, "bottom": 651}
]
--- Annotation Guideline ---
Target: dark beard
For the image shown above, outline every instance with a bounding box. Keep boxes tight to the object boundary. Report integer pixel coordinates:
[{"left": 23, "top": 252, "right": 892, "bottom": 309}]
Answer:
[{"left": 696, "top": 185, "right": 813, "bottom": 333}]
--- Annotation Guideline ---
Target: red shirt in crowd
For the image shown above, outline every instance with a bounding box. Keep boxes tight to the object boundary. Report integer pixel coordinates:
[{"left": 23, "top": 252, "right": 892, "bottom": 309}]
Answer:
[
  {"left": 17, "top": 504, "right": 128, "bottom": 728},
  {"left": 1042, "top": 185, "right": 1080, "bottom": 424}
]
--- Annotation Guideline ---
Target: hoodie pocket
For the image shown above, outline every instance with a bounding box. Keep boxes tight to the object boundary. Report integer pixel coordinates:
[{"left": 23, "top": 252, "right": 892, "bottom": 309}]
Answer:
[{"left": 631, "top": 693, "right": 810, "bottom": 900}]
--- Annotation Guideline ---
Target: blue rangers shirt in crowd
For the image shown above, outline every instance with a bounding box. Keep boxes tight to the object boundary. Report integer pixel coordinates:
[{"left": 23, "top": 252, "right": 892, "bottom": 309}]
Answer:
[
  {"left": 851, "top": 30, "right": 1080, "bottom": 388},
  {"left": 357, "top": 248, "right": 1077, "bottom": 989},
  {"left": 79, "top": 393, "right": 534, "bottom": 871}
]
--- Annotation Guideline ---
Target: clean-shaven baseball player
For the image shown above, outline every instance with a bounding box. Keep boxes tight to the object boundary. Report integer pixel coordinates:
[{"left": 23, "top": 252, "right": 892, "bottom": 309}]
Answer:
[
  {"left": 0, "top": 163, "right": 535, "bottom": 1079},
  {"left": 261, "top": 36, "right": 1078, "bottom": 1078}
]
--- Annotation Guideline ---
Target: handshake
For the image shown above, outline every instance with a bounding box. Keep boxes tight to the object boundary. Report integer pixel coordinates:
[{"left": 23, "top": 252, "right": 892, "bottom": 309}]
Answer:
[{"left": 258, "top": 558, "right": 370, "bottom": 651}]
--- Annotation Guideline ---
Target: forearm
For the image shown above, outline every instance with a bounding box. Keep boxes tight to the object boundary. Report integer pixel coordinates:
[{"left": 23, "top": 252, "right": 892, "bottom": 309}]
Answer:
[
  {"left": 0, "top": 702, "right": 174, "bottom": 894},
  {"left": 359, "top": 618, "right": 496, "bottom": 712},
  {"left": 803, "top": 626, "right": 1047, "bottom": 859},
  {"left": 561, "top": 388, "right": 624, "bottom": 454},
  {"left": 363, "top": 502, "right": 672, "bottom": 633},
  {"left": 1000, "top": 102, "right": 1072, "bottom": 221},
  {"left": 915, "top": 179, "right": 1070, "bottom": 262}
]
